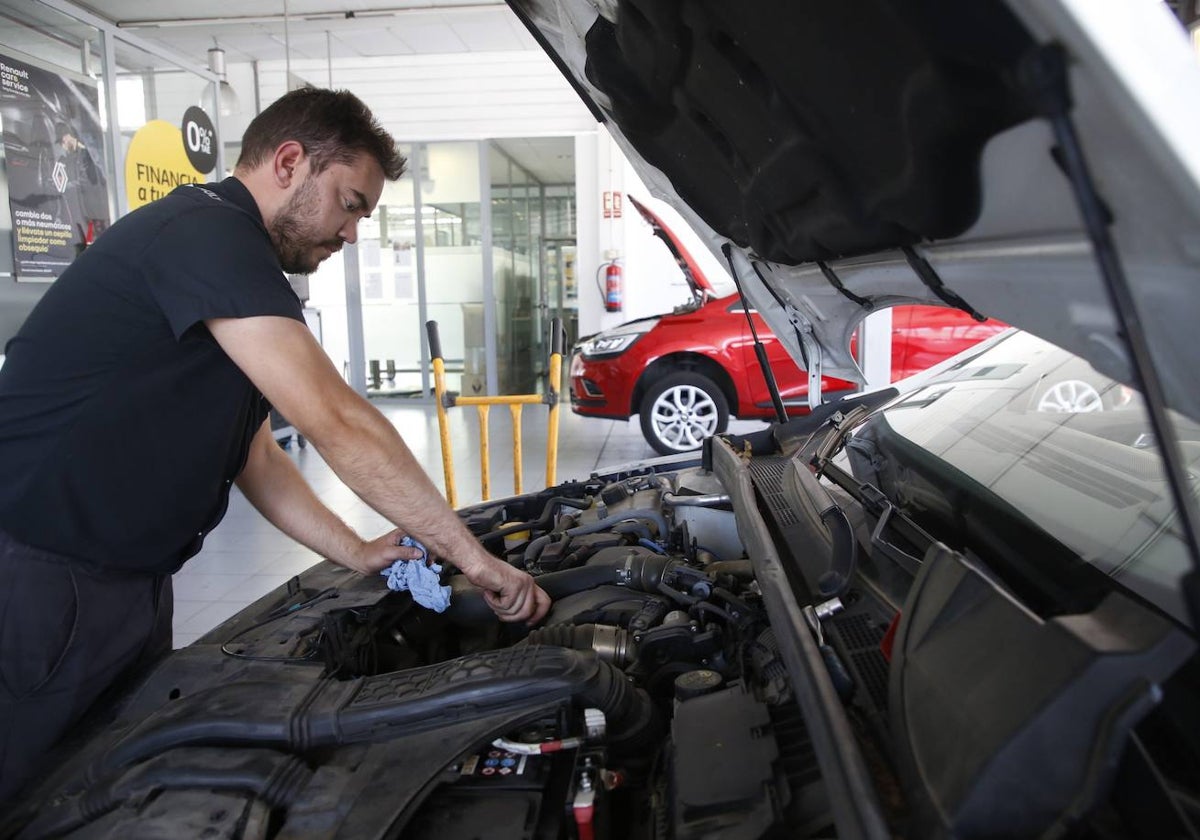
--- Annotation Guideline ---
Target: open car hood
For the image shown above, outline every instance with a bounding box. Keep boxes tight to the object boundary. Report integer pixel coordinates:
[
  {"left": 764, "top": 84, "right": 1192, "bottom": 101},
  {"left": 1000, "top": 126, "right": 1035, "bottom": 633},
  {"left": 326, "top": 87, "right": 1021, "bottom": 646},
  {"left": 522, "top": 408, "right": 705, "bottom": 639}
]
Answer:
[
  {"left": 627, "top": 194, "right": 716, "bottom": 302},
  {"left": 510, "top": 0, "right": 1200, "bottom": 421}
]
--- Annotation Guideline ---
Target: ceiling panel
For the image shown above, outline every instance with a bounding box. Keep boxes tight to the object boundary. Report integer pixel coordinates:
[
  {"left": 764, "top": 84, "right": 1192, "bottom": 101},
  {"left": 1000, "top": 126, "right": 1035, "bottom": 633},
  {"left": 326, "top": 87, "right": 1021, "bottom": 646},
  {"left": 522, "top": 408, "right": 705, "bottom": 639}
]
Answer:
[
  {"left": 449, "top": 16, "right": 532, "bottom": 52},
  {"left": 340, "top": 28, "right": 413, "bottom": 57},
  {"left": 72, "top": 0, "right": 519, "bottom": 66},
  {"left": 494, "top": 136, "right": 574, "bottom": 185},
  {"left": 389, "top": 22, "right": 468, "bottom": 54}
]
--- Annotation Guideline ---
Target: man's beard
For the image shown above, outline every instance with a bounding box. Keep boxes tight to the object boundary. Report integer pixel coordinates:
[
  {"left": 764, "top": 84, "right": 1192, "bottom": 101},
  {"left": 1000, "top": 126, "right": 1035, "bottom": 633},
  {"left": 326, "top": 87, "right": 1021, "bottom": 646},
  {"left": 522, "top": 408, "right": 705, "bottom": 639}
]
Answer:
[{"left": 269, "top": 174, "right": 342, "bottom": 274}]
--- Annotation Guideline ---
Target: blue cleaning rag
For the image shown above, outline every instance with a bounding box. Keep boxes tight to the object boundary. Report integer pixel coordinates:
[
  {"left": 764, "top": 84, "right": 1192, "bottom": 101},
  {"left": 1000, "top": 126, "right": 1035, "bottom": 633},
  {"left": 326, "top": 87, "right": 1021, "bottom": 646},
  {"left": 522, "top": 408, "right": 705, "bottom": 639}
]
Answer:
[{"left": 379, "top": 537, "right": 452, "bottom": 613}]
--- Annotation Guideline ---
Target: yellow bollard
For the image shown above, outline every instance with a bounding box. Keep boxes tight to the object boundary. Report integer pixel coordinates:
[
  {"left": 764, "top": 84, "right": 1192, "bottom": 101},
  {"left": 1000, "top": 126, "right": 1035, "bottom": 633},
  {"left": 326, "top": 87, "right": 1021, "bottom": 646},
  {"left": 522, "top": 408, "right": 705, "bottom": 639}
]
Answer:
[
  {"left": 477, "top": 404, "right": 491, "bottom": 501},
  {"left": 510, "top": 403, "right": 524, "bottom": 495},
  {"left": 426, "top": 318, "right": 566, "bottom": 507},
  {"left": 428, "top": 346, "right": 457, "bottom": 508},
  {"left": 546, "top": 350, "right": 562, "bottom": 488}
]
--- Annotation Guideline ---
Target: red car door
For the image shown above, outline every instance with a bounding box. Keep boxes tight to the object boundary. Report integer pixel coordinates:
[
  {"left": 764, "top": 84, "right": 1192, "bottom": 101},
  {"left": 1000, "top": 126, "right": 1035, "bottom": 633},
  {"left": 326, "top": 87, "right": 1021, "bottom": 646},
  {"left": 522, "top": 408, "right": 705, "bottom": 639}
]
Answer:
[{"left": 733, "top": 302, "right": 809, "bottom": 415}]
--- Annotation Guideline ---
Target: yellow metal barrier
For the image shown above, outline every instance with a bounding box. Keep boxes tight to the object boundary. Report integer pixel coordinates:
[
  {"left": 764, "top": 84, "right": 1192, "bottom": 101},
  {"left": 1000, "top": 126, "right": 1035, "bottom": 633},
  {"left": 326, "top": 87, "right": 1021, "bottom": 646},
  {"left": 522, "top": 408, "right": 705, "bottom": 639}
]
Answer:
[{"left": 426, "top": 318, "right": 565, "bottom": 508}]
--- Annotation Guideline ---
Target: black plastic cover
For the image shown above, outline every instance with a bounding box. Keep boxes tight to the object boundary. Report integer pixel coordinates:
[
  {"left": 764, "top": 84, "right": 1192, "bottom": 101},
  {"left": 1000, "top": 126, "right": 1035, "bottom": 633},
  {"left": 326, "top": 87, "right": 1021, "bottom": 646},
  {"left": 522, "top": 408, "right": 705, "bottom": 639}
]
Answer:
[
  {"left": 889, "top": 543, "right": 1195, "bottom": 838},
  {"left": 671, "top": 682, "right": 781, "bottom": 839}
]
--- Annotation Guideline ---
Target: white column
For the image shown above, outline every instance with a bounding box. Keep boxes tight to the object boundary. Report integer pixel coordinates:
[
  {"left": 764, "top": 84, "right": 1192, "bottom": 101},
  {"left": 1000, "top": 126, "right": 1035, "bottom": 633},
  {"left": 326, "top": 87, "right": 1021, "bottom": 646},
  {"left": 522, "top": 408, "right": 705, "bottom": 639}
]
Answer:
[
  {"left": 343, "top": 245, "right": 367, "bottom": 396},
  {"left": 574, "top": 131, "right": 600, "bottom": 336},
  {"left": 859, "top": 308, "right": 894, "bottom": 390}
]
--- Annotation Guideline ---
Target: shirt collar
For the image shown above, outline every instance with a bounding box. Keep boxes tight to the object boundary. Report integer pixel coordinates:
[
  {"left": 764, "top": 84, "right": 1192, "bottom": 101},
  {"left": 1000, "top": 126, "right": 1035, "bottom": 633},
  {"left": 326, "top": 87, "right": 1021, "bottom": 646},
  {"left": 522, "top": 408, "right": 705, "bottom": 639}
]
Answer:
[{"left": 212, "top": 176, "right": 266, "bottom": 228}]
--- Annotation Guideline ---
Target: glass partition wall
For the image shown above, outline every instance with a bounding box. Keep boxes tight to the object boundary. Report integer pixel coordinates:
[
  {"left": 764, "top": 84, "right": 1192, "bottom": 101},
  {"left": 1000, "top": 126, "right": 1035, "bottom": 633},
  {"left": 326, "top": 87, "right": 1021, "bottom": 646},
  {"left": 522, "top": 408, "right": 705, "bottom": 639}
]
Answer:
[
  {"left": 0, "top": 2, "right": 578, "bottom": 406},
  {"left": 330, "top": 136, "right": 577, "bottom": 401}
]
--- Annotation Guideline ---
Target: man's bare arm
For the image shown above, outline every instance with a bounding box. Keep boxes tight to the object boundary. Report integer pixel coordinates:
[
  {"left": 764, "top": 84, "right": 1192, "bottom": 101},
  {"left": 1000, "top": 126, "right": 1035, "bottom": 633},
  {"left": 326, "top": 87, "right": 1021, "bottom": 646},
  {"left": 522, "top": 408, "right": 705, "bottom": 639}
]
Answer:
[
  {"left": 235, "top": 418, "right": 423, "bottom": 574},
  {"left": 207, "top": 315, "right": 549, "bottom": 623}
]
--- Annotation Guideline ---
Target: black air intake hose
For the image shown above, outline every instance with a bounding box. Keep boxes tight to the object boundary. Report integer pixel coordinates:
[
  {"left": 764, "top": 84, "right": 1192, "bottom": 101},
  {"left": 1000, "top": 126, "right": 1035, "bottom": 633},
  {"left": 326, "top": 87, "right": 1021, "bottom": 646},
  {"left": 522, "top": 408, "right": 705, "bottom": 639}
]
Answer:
[
  {"left": 447, "top": 549, "right": 675, "bottom": 624},
  {"left": 93, "top": 647, "right": 658, "bottom": 774},
  {"left": 518, "top": 624, "right": 633, "bottom": 668},
  {"left": 24, "top": 748, "right": 311, "bottom": 837}
]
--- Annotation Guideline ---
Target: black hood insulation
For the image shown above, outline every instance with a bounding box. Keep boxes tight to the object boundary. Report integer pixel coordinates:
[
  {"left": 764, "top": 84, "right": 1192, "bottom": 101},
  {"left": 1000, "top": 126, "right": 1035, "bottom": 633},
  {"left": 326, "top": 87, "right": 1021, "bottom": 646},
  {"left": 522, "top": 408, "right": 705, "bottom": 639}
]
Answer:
[{"left": 580, "top": 0, "right": 1037, "bottom": 263}]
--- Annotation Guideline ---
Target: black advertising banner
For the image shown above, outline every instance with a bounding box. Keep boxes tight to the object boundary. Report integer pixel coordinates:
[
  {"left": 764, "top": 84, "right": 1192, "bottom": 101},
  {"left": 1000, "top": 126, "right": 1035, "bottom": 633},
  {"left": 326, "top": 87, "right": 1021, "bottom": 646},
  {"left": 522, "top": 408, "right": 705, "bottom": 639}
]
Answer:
[{"left": 0, "top": 53, "right": 110, "bottom": 280}]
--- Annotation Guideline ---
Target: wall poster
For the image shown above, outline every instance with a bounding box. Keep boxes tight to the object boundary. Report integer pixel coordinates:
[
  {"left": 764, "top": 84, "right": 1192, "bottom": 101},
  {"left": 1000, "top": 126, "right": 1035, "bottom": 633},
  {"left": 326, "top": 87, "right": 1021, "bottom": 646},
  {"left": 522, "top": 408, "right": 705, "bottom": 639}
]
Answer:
[
  {"left": 0, "top": 52, "right": 110, "bottom": 280},
  {"left": 123, "top": 106, "right": 216, "bottom": 213}
]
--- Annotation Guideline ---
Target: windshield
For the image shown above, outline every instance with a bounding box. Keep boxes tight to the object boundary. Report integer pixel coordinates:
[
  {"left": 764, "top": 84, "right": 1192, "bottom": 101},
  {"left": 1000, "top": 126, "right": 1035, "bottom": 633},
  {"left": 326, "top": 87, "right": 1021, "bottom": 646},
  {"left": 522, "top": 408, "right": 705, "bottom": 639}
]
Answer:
[{"left": 854, "top": 331, "right": 1200, "bottom": 625}]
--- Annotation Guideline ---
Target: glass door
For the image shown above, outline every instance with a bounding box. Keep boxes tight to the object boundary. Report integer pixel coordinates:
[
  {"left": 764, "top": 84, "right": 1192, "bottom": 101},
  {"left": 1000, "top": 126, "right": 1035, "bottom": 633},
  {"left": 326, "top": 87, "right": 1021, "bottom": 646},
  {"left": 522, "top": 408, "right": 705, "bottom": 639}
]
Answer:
[
  {"left": 351, "top": 149, "right": 421, "bottom": 394},
  {"left": 323, "top": 137, "right": 578, "bottom": 402},
  {"left": 490, "top": 140, "right": 576, "bottom": 397},
  {"left": 490, "top": 143, "right": 538, "bottom": 395}
]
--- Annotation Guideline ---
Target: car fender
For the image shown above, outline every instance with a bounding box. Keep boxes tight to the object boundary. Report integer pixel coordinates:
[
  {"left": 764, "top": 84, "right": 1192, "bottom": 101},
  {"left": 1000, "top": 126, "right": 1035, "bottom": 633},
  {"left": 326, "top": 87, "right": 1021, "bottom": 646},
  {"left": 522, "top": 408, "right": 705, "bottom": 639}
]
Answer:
[{"left": 631, "top": 351, "right": 741, "bottom": 417}]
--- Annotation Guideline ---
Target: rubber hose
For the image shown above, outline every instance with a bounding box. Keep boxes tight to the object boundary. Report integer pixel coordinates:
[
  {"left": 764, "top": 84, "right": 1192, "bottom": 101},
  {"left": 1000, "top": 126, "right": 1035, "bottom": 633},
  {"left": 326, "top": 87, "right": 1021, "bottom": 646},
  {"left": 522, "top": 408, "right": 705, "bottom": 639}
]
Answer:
[
  {"left": 523, "top": 533, "right": 555, "bottom": 565},
  {"left": 522, "top": 508, "right": 668, "bottom": 567},
  {"left": 478, "top": 495, "right": 593, "bottom": 543},
  {"left": 96, "top": 647, "right": 658, "bottom": 771},
  {"left": 517, "top": 623, "right": 633, "bottom": 668},
  {"left": 566, "top": 507, "right": 669, "bottom": 541},
  {"left": 447, "top": 551, "right": 674, "bottom": 624},
  {"left": 614, "top": 521, "right": 653, "bottom": 541},
  {"left": 705, "top": 560, "right": 754, "bottom": 580}
]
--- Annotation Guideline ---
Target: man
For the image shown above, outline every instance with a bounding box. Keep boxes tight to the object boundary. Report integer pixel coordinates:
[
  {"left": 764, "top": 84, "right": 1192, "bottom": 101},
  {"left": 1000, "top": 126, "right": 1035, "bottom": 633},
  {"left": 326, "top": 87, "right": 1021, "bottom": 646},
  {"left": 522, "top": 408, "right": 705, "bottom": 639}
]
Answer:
[
  {"left": 55, "top": 122, "right": 105, "bottom": 250},
  {"left": 0, "top": 87, "right": 550, "bottom": 801}
]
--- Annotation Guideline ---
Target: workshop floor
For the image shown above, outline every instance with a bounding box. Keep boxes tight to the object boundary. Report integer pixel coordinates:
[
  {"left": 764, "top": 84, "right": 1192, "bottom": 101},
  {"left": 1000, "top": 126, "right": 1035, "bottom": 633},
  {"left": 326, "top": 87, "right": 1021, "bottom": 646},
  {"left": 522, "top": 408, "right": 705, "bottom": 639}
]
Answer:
[{"left": 171, "top": 397, "right": 765, "bottom": 647}]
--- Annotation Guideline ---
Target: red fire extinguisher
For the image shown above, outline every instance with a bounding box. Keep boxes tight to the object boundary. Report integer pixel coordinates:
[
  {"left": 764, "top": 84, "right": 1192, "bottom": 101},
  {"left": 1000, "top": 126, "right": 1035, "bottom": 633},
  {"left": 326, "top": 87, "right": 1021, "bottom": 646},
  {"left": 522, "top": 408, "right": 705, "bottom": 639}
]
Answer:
[{"left": 598, "top": 255, "right": 623, "bottom": 313}]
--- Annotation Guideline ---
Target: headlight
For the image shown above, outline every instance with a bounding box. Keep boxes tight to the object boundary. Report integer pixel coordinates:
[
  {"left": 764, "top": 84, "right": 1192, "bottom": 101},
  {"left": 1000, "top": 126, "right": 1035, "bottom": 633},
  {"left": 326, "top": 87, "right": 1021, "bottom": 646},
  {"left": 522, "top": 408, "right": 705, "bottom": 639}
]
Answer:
[{"left": 580, "top": 333, "right": 644, "bottom": 358}]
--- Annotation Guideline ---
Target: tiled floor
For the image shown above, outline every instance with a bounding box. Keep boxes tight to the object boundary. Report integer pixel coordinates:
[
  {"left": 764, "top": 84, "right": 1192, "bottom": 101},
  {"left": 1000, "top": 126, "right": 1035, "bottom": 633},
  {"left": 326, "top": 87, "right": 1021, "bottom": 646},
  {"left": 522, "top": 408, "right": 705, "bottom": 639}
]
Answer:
[{"left": 171, "top": 397, "right": 766, "bottom": 647}]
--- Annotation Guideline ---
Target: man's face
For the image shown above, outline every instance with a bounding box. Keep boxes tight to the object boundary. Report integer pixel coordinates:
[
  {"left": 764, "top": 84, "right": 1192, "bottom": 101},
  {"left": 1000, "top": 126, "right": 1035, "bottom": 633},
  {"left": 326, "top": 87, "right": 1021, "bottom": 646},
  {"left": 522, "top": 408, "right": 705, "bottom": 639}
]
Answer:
[{"left": 269, "top": 152, "right": 384, "bottom": 275}]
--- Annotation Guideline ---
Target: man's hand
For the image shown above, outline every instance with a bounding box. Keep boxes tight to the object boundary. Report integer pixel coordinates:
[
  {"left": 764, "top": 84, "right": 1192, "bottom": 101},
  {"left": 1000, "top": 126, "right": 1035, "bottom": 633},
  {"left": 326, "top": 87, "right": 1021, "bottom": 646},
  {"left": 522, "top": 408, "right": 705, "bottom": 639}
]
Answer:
[
  {"left": 347, "top": 527, "right": 425, "bottom": 575},
  {"left": 461, "top": 553, "right": 551, "bottom": 625}
]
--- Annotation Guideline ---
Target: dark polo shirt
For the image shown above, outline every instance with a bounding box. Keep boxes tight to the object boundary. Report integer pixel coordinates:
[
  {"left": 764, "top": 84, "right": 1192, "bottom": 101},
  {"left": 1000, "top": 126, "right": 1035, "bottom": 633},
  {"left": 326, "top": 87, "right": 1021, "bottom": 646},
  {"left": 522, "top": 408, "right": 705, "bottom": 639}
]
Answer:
[{"left": 0, "top": 178, "right": 304, "bottom": 573}]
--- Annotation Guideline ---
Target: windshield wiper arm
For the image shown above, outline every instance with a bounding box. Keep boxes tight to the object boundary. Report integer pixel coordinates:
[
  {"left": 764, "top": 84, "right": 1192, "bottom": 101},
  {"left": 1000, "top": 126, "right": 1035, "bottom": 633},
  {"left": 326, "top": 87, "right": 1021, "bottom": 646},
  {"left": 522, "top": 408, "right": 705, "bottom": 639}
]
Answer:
[{"left": 806, "top": 406, "right": 932, "bottom": 577}]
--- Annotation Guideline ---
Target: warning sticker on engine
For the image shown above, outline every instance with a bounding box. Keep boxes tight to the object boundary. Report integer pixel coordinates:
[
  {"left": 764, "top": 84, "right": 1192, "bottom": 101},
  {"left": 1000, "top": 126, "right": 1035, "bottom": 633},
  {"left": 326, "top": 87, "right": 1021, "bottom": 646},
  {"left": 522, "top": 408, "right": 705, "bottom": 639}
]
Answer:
[{"left": 460, "top": 748, "right": 529, "bottom": 778}]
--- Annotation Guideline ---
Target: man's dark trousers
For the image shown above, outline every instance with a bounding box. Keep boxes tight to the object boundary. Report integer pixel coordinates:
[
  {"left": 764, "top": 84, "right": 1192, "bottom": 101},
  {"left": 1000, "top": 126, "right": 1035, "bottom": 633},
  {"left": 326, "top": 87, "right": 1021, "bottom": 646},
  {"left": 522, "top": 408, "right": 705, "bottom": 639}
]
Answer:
[{"left": 0, "top": 529, "right": 173, "bottom": 802}]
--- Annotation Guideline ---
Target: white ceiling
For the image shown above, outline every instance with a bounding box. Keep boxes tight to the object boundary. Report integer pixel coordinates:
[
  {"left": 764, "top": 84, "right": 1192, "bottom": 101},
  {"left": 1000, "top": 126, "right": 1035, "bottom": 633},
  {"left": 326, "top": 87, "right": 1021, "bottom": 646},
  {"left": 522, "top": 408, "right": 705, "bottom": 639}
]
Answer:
[
  {"left": 77, "top": 1, "right": 537, "bottom": 66},
  {"left": 493, "top": 136, "right": 575, "bottom": 186},
  {"left": 0, "top": 2, "right": 578, "bottom": 182},
  {"left": 1, "top": 1, "right": 578, "bottom": 184}
]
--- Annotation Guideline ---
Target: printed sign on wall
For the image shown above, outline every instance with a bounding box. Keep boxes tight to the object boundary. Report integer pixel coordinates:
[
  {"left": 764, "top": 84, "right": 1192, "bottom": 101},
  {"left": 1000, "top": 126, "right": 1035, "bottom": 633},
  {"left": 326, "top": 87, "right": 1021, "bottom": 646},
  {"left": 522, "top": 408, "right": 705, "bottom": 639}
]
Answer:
[
  {"left": 124, "top": 106, "right": 218, "bottom": 212},
  {"left": 124, "top": 121, "right": 205, "bottom": 211},
  {"left": 0, "top": 52, "right": 110, "bottom": 280}
]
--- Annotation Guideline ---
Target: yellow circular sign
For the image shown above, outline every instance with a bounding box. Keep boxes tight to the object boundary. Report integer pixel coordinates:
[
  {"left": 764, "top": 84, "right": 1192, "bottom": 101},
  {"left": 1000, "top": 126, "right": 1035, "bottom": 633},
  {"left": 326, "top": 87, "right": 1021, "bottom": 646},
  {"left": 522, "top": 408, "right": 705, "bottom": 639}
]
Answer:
[{"left": 124, "top": 120, "right": 205, "bottom": 211}]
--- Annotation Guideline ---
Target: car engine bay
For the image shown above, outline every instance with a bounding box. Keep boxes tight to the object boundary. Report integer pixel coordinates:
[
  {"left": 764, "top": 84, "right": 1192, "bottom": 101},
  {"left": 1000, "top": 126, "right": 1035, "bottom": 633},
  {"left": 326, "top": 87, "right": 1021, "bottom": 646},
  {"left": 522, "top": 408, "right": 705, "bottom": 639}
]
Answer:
[{"left": 7, "top": 393, "right": 1199, "bottom": 839}]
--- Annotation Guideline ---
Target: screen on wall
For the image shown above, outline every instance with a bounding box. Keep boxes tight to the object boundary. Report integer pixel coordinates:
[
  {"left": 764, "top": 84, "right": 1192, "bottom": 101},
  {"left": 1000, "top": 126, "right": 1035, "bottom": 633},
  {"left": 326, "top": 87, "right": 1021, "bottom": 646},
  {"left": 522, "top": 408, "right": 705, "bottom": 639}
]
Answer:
[{"left": 0, "top": 51, "right": 110, "bottom": 280}]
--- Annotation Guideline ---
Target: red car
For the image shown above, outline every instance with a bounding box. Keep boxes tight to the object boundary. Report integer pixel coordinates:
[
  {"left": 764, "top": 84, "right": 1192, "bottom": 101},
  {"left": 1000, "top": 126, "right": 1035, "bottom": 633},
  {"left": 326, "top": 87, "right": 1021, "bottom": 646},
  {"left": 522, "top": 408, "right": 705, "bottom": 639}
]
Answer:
[{"left": 571, "top": 197, "right": 1005, "bottom": 454}]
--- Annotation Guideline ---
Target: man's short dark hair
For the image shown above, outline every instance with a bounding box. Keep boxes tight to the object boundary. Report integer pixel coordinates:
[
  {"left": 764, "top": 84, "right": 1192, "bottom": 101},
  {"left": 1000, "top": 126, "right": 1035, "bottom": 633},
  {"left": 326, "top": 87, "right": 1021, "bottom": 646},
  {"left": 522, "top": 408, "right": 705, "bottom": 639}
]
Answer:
[{"left": 236, "top": 87, "right": 406, "bottom": 180}]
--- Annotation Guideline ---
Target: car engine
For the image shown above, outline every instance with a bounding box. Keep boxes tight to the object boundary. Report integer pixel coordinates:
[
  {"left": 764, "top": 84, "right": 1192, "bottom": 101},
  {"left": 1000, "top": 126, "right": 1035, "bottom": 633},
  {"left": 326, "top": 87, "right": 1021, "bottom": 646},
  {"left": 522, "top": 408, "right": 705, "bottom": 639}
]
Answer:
[
  {"left": 10, "top": 411, "right": 1195, "bottom": 839},
  {"left": 8, "top": 459, "right": 845, "bottom": 839}
]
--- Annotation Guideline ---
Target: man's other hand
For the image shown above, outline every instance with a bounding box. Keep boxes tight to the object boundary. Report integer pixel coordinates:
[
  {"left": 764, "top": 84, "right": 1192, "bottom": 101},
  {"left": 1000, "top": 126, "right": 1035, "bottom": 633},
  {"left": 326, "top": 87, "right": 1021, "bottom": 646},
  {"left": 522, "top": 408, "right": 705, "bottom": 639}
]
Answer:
[
  {"left": 467, "top": 557, "right": 551, "bottom": 625},
  {"left": 350, "top": 527, "right": 425, "bottom": 575}
]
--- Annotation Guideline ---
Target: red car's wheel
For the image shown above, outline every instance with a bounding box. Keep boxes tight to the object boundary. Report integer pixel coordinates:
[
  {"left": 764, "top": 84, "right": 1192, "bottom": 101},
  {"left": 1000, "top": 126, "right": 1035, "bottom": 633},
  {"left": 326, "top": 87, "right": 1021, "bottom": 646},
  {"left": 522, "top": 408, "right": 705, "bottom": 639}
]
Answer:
[{"left": 639, "top": 371, "right": 729, "bottom": 455}]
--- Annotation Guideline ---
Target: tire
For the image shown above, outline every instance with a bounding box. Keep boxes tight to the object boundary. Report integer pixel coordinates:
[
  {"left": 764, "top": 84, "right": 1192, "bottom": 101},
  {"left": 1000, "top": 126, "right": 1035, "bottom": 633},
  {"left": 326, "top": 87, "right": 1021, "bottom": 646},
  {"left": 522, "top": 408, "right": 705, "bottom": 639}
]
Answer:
[
  {"left": 639, "top": 371, "right": 729, "bottom": 455},
  {"left": 1036, "top": 379, "right": 1104, "bottom": 413}
]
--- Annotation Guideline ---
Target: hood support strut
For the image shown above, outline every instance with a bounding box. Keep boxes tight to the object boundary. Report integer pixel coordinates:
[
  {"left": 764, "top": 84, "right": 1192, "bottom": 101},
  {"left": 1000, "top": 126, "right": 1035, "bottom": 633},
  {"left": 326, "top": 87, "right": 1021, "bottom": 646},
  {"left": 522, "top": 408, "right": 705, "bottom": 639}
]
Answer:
[
  {"left": 723, "top": 244, "right": 789, "bottom": 423},
  {"left": 1020, "top": 43, "right": 1200, "bottom": 627},
  {"left": 749, "top": 260, "right": 830, "bottom": 411}
]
